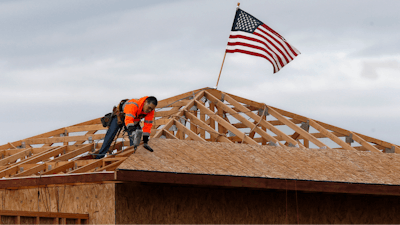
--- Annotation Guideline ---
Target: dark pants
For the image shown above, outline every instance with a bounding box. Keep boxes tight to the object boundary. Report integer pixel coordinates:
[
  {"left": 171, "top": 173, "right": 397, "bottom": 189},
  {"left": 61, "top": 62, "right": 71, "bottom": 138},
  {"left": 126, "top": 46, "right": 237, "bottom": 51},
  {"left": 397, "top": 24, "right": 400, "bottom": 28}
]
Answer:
[{"left": 96, "top": 117, "right": 133, "bottom": 159}]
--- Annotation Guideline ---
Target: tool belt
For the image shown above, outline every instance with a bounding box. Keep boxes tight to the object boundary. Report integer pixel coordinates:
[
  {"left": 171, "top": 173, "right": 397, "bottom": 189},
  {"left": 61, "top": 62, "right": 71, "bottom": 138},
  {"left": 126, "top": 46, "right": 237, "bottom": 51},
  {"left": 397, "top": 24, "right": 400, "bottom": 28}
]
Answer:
[
  {"left": 100, "top": 113, "right": 113, "bottom": 127},
  {"left": 115, "top": 99, "right": 128, "bottom": 127},
  {"left": 101, "top": 99, "right": 129, "bottom": 128}
]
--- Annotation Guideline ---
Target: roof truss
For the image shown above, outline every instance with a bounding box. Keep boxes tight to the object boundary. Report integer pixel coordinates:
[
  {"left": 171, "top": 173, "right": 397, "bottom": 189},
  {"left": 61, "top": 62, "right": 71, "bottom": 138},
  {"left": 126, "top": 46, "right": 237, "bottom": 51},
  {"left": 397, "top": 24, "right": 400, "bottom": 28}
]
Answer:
[{"left": 0, "top": 87, "right": 398, "bottom": 181}]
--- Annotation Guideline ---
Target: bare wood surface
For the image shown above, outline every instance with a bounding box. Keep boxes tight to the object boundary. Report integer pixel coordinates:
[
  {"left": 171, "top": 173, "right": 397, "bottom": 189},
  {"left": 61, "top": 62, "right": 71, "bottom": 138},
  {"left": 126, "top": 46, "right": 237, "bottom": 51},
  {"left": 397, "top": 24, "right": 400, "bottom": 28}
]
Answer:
[
  {"left": 173, "top": 119, "right": 205, "bottom": 142},
  {"left": 153, "top": 119, "right": 174, "bottom": 138},
  {"left": 184, "top": 111, "right": 232, "bottom": 143},
  {"left": 195, "top": 100, "right": 258, "bottom": 145},
  {"left": 66, "top": 124, "right": 105, "bottom": 133},
  {"left": 308, "top": 119, "right": 357, "bottom": 151},
  {"left": 99, "top": 159, "right": 126, "bottom": 172},
  {"left": 221, "top": 93, "right": 303, "bottom": 148},
  {"left": 42, "top": 161, "right": 76, "bottom": 175},
  {"left": 69, "top": 160, "right": 103, "bottom": 174},
  {"left": 25, "top": 134, "right": 105, "bottom": 145},
  {"left": 0, "top": 148, "right": 35, "bottom": 166},
  {"left": 268, "top": 105, "right": 395, "bottom": 151},
  {"left": 0, "top": 146, "right": 68, "bottom": 178},
  {"left": 0, "top": 210, "right": 88, "bottom": 219},
  {"left": 14, "top": 163, "right": 47, "bottom": 177},
  {"left": 156, "top": 87, "right": 210, "bottom": 108},
  {"left": 351, "top": 132, "right": 381, "bottom": 153},
  {"left": 51, "top": 144, "right": 94, "bottom": 162},
  {"left": 154, "top": 107, "right": 180, "bottom": 117},
  {"left": 205, "top": 91, "right": 281, "bottom": 146},
  {"left": 266, "top": 106, "right": 329, "bottom": 149}
]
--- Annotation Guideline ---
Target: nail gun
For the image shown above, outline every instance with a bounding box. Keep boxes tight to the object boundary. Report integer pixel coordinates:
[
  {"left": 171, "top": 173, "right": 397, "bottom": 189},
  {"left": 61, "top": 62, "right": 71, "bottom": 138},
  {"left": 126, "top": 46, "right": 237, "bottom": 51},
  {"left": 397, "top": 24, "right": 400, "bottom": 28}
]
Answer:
[{"left": 130, "top": 129, "right": 143, "bottom": 152}]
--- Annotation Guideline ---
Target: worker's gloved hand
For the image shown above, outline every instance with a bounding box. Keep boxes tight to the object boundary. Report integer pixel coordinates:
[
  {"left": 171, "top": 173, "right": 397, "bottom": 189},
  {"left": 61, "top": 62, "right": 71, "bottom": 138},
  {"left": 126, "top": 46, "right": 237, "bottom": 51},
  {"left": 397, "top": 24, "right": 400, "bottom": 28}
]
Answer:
[
  {"left": 127, "top": 124, "right": 141, "bottom": 133},
  {"left": 143, "top": 143, "right": 154, "bottom": 152}
]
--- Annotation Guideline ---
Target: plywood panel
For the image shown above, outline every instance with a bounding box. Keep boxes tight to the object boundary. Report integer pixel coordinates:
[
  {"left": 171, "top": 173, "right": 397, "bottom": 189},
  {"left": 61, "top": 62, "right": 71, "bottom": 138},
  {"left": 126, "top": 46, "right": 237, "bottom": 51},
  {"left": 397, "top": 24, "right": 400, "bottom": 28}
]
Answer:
[
  {"left": 0, "top": 183, "right": 115, "bottom": 224},
  {"left": 115, "top": 182, "right": 400, "bottom": 224},
  {"left": 117, "top": 138, "right": 400, "bottom": 186}
]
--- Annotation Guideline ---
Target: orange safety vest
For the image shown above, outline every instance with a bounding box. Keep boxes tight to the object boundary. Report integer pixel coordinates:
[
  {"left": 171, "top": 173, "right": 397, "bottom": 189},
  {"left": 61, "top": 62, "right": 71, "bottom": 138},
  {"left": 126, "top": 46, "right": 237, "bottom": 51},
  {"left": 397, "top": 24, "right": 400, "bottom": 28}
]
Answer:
[{"left": 123, "top": 96, "right": 155, "bottom": 136}]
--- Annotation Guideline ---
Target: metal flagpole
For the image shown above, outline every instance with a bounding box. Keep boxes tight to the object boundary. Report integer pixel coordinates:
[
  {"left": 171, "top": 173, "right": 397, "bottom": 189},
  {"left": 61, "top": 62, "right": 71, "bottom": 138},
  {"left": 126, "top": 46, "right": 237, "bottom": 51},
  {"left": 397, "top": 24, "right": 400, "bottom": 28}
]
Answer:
[{"left": 215, "top": 2, "right": 240, "bottom": 90}]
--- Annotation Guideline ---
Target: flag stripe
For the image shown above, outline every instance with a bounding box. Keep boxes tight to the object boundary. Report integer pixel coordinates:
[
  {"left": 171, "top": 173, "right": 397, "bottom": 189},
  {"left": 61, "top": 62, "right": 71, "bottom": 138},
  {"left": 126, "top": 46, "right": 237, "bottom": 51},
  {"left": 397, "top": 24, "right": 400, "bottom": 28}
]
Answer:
[
  {"left": 259, "top": 25, "right": 298, "bottom": 59},
  {"left": 228, "top": 33, "right": 285, "bottom": 67},
  {"left": 226, "top": 49, "right": 278, "bottom": 73},
  {"left": 261, "top": 24, "right": 300, "bottom": 56},
  {"left": 231, "top": 31, "right": 288, "bottom": 65},
  {"left": 227, "top": 28, "right": 296, "bottom": 72},
  {"left": 256, "top": 26, "right": 294, "bottom": 61},
  {"left": 253, "top": 30, "right": 291, "bottom": 64},
  {"left": 226, "top": 42, "right": 281, "bottom": 72}
]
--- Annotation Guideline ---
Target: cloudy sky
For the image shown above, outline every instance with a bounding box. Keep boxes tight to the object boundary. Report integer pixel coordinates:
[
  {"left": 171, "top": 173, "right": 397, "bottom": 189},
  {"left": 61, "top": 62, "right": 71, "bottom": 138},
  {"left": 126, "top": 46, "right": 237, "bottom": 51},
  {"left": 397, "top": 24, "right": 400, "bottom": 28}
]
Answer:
[{"left": 1, "top": 0, "right": 399, "bottom": 146}]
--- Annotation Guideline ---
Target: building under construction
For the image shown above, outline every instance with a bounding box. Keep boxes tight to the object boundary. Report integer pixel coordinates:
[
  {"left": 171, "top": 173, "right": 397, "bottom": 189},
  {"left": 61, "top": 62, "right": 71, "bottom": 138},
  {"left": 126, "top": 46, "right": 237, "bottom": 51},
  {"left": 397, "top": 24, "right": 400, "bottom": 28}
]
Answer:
[{"left": 0, "top": 87, "right": 399, "bottom": 224}]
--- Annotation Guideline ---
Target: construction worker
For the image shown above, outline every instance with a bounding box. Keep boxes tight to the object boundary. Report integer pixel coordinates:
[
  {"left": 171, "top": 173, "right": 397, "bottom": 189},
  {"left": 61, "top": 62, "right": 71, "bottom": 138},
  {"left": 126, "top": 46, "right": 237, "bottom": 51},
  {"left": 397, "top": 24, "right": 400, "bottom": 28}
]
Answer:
[{"left": 96, "top": 96, "right": 158, "bottom": 159}]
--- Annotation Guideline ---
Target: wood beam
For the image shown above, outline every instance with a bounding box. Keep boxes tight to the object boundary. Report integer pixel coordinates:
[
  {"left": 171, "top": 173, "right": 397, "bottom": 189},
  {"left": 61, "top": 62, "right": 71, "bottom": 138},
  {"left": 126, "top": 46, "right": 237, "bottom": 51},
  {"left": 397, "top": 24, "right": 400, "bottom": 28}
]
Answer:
[
  {"left": 353, "top": 132, "right": 400, "bottom": 153},
  {"left": 153, "top": 119, "right": 174, "bottom": 138},
  {"left": 308, "top": 119, "right": 357, "bottom": 151},
  {"left": 269, "top": 106, "right": 398, "bottom": 152},
  {"left": 0, "top": 148, "right": 35, "bottom": 166},
  {"left": 14, "top": 164, "right": 47, "bottom": 177},
  {"left": 220, "top": 93, "right": 303, "bottom": 148},
  {"left": 0, "top": 126, "right": 76, "bottom": 151},
  {"left": 204, "top": 91, "right": 281, "bottom": 146},
  {"left": 200, "top": 109, "right": 206, "bottom": 139},
  {"left": 195, "top": 100, "right": 258, "bottom": 145},
  {"left": 0, "top": 210, "right": 89, "bottom": 220},
  {"left": 65, "top": 124, "right": 105, "bottom": 133},
  {"left": 24, "top": 134, "right": 105, "bottom": 145},
  {"left": 154, "top": 107, "right": 180, "bottom": 117},
  {"left": 154, "top": 119, "right": 170, "bottom": 126},
  {"left": 156, "top": 87, "right": 210, "bottom": 108},
  {"left": 232, "top": 118, "right": 302, "bottom": 128},
  {"left": 98, "top": 158, "right": 126, "bottom": 172},
  {"left": 0, "top": 146, "right": 67, "bottom": 178},
  {"left": 69, "top": 159, "right": 103, "bottom": 174},
  {"left": 350, "top": 132, "right": 381, "bottom": 153},
  {"left": 173, "top": 119, "right": 205, "bottom": 142},
  {"left": 154, "top": 90, "right": 206, "bottom": 139},
  {"left": 266, "top": 106, "right": 330, "bottom": 149},
  {"left": 164, "top": 130, "right": 178, "bottom": 140},
  {"left": 42, "top": 161, "right": 76, "bottom": 175},
  {"left": 115, "top": 147, "right": 136, "bottom": 157},
  {"left": 183, "top": 111, "right": 232, "bottom": 143},
  {"left": 207, "top": 89, "right": 264, "bottom": 109},
  {"left": 51, "top": 144, "right": 94, "bottom": 162}
]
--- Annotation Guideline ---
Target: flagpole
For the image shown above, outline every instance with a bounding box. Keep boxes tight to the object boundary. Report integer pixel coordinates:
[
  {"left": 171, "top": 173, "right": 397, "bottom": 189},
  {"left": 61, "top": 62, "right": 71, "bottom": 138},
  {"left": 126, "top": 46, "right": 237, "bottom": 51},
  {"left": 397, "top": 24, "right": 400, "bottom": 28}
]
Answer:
[
  {"left": 215, "top": 2, "right": 240, "bottom": 90},
  {"left": 215, "top": 52, "right": 226, "bottom": 89}
]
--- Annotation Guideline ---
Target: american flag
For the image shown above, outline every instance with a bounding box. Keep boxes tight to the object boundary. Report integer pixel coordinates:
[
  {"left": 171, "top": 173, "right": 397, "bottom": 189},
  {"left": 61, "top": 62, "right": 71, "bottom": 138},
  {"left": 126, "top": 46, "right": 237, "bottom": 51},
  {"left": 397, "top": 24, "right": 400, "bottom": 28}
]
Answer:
[{"left": 226, "top": 8, "right": 300, "bottom": 73}]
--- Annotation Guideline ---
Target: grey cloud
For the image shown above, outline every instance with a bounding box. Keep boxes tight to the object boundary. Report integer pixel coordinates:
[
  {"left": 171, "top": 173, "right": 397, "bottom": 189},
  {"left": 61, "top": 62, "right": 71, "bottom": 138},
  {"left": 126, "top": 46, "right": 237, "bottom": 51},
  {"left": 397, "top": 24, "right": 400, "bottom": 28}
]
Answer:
[
  {"left": 361, "top": 60, "right": 400, "bottom": 79},
  {"left": 351, "top": 39, "right": 400, "bottom": 58}
]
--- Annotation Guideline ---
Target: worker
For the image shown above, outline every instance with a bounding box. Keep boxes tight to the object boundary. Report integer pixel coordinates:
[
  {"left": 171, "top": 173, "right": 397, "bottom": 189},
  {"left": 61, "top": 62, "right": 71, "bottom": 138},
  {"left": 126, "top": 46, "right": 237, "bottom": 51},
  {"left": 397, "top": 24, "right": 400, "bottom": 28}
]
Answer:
[{"left": 96, "top": 96, "right": 158, "bottom": 159}]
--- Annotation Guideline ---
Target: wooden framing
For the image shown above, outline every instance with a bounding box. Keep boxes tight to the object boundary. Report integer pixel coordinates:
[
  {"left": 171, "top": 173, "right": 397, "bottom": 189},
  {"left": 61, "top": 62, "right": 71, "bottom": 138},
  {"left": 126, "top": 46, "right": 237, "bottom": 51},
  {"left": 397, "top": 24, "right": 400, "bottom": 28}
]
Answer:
[
  {"left": 219, "top": 92, "right": 302, "bottom": 147},
  {"left": 0, "top": 210, "right": 89, "bottom": 224},
  {"left": 204, "top": 91, "right": 281, "bottom": 146},
  {"left": 0, "top": 87, "right": 397, "bottom": 183}
]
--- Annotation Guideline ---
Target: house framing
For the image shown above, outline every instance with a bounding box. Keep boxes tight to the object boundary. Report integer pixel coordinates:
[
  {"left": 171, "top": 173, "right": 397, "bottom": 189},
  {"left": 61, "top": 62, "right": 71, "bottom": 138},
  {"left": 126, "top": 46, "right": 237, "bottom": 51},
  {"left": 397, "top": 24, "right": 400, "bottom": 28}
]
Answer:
[{"left": 1, "top": 87, "right": 399, "bottom": 224}]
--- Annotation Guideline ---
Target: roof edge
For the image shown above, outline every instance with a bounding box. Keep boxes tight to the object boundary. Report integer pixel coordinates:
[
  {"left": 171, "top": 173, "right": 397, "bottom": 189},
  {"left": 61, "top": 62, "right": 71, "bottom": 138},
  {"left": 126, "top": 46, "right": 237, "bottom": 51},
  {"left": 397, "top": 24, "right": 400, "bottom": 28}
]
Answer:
[
  {"left": 0, "top": 172, "right": 116, "bottom": 189},
  {"left": 116, "top": 169, "right": 400, "bottom": 196}
]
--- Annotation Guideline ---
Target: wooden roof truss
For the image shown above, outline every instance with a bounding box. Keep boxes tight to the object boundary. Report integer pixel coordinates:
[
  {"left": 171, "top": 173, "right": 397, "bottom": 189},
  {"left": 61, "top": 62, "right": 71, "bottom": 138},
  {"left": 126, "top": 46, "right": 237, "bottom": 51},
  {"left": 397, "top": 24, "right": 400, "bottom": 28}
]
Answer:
[{"left": 0, "top": 87, "right": 398, "bottom": 180}]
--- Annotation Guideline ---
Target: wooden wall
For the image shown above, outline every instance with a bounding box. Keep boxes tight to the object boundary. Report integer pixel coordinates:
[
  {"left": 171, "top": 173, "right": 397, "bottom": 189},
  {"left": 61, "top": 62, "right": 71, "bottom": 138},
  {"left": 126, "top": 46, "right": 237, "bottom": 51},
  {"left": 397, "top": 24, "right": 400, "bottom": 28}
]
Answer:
[
  {"left": 0, "top": 183, "right": 115, "bottom": 224},
  {"left": 115, "top": 182, "right": 400, "bottom": 224}
]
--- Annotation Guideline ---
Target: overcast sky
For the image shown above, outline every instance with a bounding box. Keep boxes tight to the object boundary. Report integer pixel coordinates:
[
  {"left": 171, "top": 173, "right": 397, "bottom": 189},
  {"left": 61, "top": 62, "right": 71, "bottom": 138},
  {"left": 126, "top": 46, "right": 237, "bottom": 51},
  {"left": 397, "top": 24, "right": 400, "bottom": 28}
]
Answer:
[{"left": 1, "top": 0, "right": 399, "bottom": 146}]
